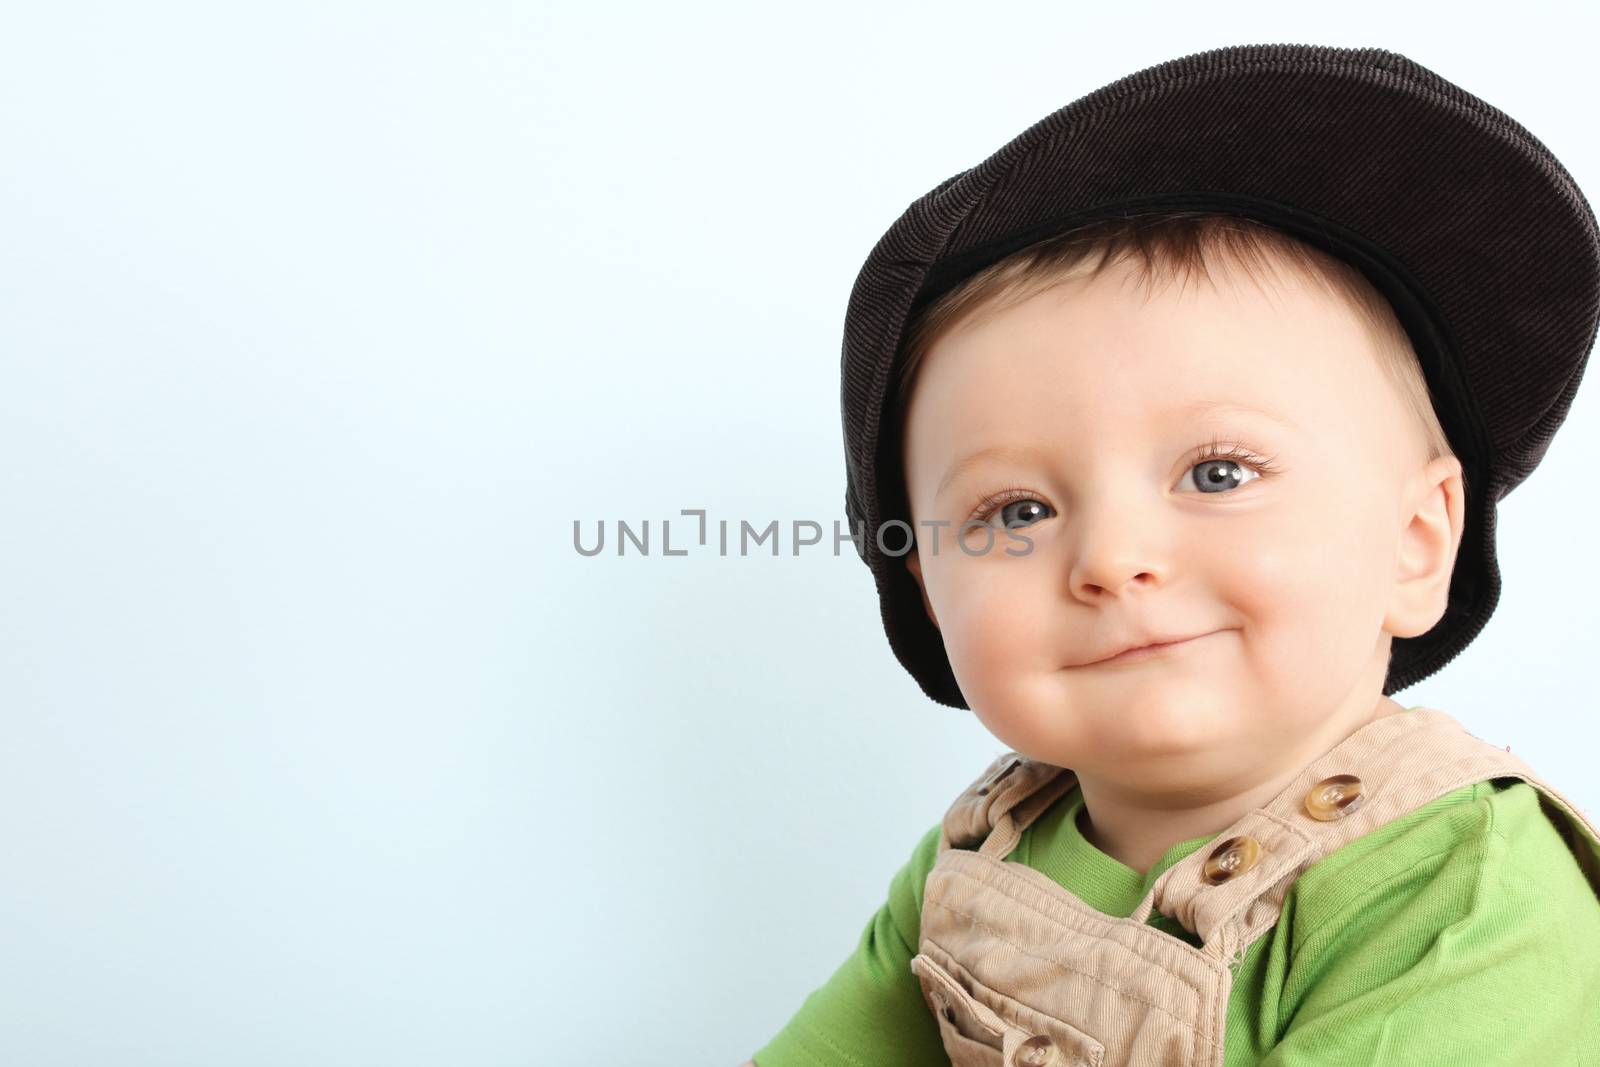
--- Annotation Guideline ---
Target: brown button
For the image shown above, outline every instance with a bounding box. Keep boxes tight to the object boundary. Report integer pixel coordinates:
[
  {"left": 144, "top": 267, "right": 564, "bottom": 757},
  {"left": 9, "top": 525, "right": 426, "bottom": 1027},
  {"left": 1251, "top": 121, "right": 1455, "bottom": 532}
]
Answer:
[
  {"left": 1201, "top": 835, "right": 1262, "bottom": 884},
  {"left": 1303, "top": 773, "right": 1365, "bottom": 821},
  {"left": 1013, "top": 1034, "right": 1058, "bottom": 1066},
  {"left": 976, "top": 756, "right": 1022, "bottom": 796}
]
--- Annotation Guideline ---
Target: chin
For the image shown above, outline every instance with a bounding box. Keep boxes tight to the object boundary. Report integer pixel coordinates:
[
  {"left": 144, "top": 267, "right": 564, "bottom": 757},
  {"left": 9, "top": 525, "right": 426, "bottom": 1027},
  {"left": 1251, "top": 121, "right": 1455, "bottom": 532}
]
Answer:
[
  {"left": 1052, "top": 683, "right": 1240, "bottom": 758},
  {"left": 1122, "top": 691, "right": 1258, "bottom": 756}
]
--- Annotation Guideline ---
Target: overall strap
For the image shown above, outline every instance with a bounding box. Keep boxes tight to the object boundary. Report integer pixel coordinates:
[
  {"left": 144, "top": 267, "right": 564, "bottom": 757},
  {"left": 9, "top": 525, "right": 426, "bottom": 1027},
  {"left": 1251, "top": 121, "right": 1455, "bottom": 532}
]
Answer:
[
  {"left": 937, "top": 750, "right": 1078, "bottom": 857},
  {"left": 1133, "top": 706, "right": 1600, "bottom": 965}
]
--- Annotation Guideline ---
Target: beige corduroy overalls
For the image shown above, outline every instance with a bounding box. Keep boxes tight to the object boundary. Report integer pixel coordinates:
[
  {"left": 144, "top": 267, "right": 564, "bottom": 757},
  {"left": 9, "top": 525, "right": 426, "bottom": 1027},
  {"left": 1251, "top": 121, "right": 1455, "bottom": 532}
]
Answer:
[{"left": 911, "top": 706, "right": 1600, "bottom": 1067}]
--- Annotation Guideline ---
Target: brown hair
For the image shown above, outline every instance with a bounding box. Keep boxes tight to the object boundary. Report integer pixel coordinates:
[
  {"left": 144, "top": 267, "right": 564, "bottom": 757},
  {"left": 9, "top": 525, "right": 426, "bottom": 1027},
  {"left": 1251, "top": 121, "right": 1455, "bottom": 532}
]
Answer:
[{"left": 892, "top": 212, "right": 1456, "bottom": 480}]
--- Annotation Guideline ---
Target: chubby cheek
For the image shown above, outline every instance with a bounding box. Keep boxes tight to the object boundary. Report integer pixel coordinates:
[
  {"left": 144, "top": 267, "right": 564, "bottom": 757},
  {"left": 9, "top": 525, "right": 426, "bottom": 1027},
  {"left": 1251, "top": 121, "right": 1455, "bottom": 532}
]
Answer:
[
  {"left": 936, "top": 563, "right": 1035, "bottom": 693},
  {"left": 1223, "top": 492, "right": 1396, "bottom": 711},
  {"left": 928, "top": 555, "right": 1066, "bottom": 749}
]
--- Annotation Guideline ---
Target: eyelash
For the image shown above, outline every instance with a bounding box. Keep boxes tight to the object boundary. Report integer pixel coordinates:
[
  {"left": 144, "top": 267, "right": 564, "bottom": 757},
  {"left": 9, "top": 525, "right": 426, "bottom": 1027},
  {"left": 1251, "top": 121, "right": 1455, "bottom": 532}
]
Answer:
[{"left": 967, "top": 435, "right": 1284, "bottom": 525}]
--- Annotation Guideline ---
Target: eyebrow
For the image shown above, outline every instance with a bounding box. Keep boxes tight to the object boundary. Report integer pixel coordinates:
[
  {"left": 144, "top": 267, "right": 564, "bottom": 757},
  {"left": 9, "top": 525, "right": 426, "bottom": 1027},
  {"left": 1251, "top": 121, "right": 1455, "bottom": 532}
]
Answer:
[
  {"left": 935, "top": 444, "right": 1050, "bottom": 501},
  {"left": 933, "top": 400, "right": 1294, "bottom": 501},
  {"left": 1178, "top": 399, "right": 1296, "bottom": 427}
]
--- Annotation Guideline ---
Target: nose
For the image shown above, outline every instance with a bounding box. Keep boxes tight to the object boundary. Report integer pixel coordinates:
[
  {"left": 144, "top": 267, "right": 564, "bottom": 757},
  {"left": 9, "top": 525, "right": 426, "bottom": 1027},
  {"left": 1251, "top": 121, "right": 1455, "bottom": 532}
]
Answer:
[
  {"left": 1065, "top": 505, "right": 1169, "bottom": 600},
  {"left": 1071, "top": 558, "right": 1164, "bottom": 600}
]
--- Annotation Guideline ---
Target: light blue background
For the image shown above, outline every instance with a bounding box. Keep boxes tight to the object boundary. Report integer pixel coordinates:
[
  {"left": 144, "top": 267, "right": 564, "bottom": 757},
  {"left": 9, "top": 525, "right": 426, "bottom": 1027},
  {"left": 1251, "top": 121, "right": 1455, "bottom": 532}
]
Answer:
[{"left": 3, "top": 3, "right": 1597, "bottom": 1065}]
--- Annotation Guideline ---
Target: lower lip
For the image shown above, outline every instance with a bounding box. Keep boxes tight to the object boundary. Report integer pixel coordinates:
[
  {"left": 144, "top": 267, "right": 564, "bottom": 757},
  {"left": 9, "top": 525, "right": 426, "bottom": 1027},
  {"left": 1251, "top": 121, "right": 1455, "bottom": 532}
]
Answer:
[{"left": 1089, "top": 631, "right": 1215, "bottom": 667}]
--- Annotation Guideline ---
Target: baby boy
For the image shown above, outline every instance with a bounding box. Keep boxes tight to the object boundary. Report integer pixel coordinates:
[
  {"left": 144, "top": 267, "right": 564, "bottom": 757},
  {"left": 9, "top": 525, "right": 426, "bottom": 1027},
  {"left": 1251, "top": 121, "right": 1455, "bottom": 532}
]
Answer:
[{"left": 746, "top": 43, "right": 1600, "bottom": 1066}]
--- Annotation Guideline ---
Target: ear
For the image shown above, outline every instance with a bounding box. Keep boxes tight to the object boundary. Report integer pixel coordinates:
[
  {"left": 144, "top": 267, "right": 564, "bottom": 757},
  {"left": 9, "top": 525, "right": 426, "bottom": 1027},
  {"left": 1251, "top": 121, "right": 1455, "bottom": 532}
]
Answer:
[
  {"left": 904, "top": 548, "right": 940, "bottom": 631},
  {"left": 1386, "top": 453, "right": 1467, "bottom": 639}
]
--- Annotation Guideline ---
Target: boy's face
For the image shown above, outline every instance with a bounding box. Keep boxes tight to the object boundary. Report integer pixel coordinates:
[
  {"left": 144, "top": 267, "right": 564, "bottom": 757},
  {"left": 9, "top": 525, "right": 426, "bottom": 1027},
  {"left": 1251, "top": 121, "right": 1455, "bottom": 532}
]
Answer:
[{"left": 901, "top": 253, "right": 1464, "bottom": 792}]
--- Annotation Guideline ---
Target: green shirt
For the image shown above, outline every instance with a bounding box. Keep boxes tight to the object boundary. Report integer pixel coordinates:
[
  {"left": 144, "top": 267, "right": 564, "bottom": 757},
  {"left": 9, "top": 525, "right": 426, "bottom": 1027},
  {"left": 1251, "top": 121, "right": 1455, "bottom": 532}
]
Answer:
[{"left": 755, "top": 772, "right": 1600, "bottom": 1065}]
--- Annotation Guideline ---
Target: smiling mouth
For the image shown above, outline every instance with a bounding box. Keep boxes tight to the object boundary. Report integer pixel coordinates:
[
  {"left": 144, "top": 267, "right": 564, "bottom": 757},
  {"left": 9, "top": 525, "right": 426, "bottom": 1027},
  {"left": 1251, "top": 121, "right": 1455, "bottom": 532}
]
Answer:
[{"left": 1084, "top": 631, "right": 1217, "bottom": 667}]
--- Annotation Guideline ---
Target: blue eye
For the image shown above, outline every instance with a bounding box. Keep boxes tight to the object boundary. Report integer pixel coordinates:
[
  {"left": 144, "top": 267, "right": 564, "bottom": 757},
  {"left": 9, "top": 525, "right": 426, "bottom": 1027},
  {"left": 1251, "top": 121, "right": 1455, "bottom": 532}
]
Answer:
[
  {"left": 997, "top": 498, "right": 1052, "bottom": 528},
  {"left": 1176, "top": 440, "right": 1281, "bottom": 494},
  {"left": 1178, "top": 456, "right": 1262, "bottom": 494},
  {"left": 968, "top": 493, "right": 1054, "bottom": 529}
]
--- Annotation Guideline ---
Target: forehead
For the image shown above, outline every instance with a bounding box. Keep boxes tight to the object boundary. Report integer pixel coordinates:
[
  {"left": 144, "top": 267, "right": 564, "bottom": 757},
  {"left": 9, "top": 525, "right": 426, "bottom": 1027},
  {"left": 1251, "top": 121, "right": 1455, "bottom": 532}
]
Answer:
[{"left": 903, "top": 253, "right": 1384, "bottom": 435}]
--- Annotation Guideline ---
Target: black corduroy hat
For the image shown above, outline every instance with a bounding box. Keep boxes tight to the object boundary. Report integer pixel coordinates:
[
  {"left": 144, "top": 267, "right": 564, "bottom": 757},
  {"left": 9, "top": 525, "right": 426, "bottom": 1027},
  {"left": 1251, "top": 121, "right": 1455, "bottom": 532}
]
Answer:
[{"left": 840, "top": 42, "right": 1600, "bottom": 709}]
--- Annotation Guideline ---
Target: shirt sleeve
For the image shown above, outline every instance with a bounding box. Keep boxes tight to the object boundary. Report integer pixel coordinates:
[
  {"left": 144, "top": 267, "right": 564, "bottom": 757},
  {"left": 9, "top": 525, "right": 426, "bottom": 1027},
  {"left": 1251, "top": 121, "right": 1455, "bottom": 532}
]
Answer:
[
  {"left": 752, "top": 821, "right": 950, "bottom": 1067},
  {"left": 1258, "top": 781, "right": 1600, "bottom": 1066}
]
